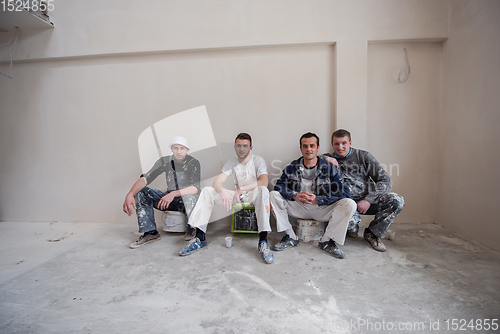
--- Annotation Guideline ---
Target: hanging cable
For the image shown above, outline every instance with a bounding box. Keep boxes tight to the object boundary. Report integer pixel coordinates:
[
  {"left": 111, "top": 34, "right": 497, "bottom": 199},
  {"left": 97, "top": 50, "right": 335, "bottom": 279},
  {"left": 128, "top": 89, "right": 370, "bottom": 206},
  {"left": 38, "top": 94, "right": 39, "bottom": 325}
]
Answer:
[
  {"left": 0, "top": 27, "right": 20, "bottom": 79},
  {"left": 398, "top": 48, "right": 410, "bottom": 83}
]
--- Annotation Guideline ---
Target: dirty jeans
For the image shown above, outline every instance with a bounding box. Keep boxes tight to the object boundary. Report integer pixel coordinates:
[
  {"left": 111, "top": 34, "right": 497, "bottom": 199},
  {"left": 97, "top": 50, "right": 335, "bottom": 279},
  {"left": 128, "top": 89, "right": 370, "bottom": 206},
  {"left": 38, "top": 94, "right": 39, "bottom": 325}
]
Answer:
[
  {"left": 269, "top": 191, "right": 356, "bottom": 245},
  {"left": 349, "top": 192, "right": 405, "bottom": 238},
  {"left": 134, "top": 187, "right": 197, "bottom": 233},
  {"left": 189, "top": 186, "right": 271, "bottom": 233}
]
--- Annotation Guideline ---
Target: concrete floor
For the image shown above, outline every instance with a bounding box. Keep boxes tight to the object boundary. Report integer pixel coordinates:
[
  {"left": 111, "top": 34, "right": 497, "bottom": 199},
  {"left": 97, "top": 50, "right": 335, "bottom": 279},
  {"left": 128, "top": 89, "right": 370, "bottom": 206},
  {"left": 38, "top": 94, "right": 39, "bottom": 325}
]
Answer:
[{"left": 0, "top": 221, "right": 499, "bottom": 334}]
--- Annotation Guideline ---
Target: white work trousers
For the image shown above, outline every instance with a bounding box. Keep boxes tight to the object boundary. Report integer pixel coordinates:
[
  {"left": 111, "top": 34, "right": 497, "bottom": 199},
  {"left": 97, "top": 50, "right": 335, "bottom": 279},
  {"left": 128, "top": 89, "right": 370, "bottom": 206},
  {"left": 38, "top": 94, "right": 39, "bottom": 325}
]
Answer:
[
  {"left": 269, "top": 191, "right": 356, "bottom": 245},
  {"left": 189, "top": 186, "right": 271, "bottom": 233}
]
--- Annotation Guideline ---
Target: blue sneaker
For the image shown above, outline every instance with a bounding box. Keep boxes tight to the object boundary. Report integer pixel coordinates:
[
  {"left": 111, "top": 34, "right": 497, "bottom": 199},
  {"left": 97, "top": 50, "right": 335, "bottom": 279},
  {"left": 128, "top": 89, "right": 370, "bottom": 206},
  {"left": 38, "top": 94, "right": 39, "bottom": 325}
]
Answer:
[
  {"left": 179, "top": 237, "right": 207, "bottom": 256},
  {"left": 258, "top": 241, "right": 274, "bottom": 264}
]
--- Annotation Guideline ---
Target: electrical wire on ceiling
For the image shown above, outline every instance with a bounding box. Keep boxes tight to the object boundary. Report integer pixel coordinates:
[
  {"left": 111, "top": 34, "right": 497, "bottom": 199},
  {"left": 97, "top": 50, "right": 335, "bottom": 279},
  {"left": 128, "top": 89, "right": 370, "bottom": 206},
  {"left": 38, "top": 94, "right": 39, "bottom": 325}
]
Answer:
[
  {"left": 0, "top": 27, "right": 20, "bottom": 79},
  {"left": 398, "top": 48, "right": 410, "bottom": 83}
]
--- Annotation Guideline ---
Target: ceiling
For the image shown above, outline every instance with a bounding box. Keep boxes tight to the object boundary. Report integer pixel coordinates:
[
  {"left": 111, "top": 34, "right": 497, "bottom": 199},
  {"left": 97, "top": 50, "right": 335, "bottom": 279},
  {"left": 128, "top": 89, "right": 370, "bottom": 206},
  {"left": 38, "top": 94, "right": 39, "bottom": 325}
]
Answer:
[{"left": 0, "top": 8, "right": 53, "bottom": 32}]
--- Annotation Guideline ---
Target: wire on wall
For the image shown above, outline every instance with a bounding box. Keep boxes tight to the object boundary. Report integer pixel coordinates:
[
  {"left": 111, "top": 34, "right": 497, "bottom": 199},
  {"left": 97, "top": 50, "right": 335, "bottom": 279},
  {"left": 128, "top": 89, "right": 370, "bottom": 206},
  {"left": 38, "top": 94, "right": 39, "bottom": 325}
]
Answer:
[
  {"left": 0, "top": 27, "right": 20, "bottom": 79},
  {"left": 398, "top": 48, "right": 410, "bottom": 83}
]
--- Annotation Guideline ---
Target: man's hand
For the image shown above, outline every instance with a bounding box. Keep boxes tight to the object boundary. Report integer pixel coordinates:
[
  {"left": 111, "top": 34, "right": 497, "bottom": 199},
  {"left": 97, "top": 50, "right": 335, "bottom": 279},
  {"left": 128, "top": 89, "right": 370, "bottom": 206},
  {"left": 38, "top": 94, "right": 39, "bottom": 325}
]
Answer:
[
  {"left": 357, "top": 200, "right": 371, "bottom": 214},
  {"left": 307, "top": 194, "right": 318, "bottom": 205},
  {"left": 220, "top": 189, "right": 232, "bottom": 211},
  {"left": 233, "top": 187, "right": 242, "bottom": 204},
  {"left": 159, "top": 192, "right": 176, "bottom": 210},
  {"left": 292, "top": 192, "right": 307, "bottom": 204},
  {"left": 325, "top": 156, "right": 339, "bottom": 168},
  {"left": 303, "top": 192, "right": 318, "bottom": 205},
  {"left": 293, "top": 192, "right": 317, "bottom": 205},
  {"left": 123, "top": 194, "right": 136, "bottom": 216}
]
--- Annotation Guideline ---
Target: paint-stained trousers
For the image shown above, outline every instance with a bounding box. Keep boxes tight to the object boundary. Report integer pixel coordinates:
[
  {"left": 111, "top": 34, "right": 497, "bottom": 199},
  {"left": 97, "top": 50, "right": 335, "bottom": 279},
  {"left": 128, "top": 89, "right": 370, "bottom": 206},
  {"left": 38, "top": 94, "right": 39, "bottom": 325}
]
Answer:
[
  {"left": 349, "top": 192, "right": 405, "bottom": 238},
  {"left": 189, "top": 186, "right": 271, "bottom": 233},
  {"left": 134, "top": 187, "right": 197, "bottom": 233},
  {"left": 270, "top": 191, "right": 356, "bottom": 245}
]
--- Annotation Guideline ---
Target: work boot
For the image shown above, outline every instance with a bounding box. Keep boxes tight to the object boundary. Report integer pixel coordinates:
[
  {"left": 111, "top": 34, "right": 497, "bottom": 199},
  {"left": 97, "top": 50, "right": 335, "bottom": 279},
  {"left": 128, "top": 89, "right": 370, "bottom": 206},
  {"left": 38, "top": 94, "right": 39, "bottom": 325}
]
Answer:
[
  {"left": 318, "top": 239, "right": 346, "bottom": 259},
  {"left": 347, "top": 224, "right": 359, "bottom": 238},
  {"left": 273, "top": 235, "right": 299, "bottom": 251},
  {"left": 364, "top": 229, "right": 387, "bottom": 252},
  {"left": 129, "top": 232, "right": 161, "bottom": 249}
]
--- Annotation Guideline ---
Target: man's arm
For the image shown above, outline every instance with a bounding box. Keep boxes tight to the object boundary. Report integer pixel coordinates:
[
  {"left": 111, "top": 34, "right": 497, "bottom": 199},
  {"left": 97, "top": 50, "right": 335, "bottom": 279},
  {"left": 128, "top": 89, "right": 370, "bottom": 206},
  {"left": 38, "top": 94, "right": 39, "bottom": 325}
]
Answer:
[
  {"left": 233, "top": 174, "right": 268, "bottom": 204},
  {"left": 362, "top": 152, "right": 392, "bottom": 204},
  {"left": 315, "top": 165, "right": 351, "bottom": 206},
  {"left": 212, "top": 172, "right": 232, "bottom": 210},
  {"left": 274, "top": 166, "right": 299, "bottom": 201},
  {"left": 186, "top": 158, "right": 201, "bottom": 194},
  {"left": 123, "top": 177, "right": 147, "bottom": 216},
  {"left": 212, "top": 171, "right": 229, "bottom": 192},
  {"left": 123, "top": 157, "right": 167, "bottom": 214},
  {"left": 157, "top": 185, "right": 199, "bottom": 210},
  {"left": 321, "top": 153, "right": 339, "bottom": 168},
  {"left": 238, "top": 174, "right": 268, "bottom": 192}
]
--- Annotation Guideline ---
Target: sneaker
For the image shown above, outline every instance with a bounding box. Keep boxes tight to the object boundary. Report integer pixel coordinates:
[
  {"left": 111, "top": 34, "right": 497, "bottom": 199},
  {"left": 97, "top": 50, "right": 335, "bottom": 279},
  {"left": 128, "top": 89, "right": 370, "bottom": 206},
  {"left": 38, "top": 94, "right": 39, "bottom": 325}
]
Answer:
[
  {"left": 318, "top": 239, "right": 346, "bottom": 259},
  {"left": 184, "top": 225, "right": 196, "bottom": 241},
  {"left": 273, "top": 235, "right": 299, "bottom": 251},
  {"left": 179, "top": 237, "right": 207, "bottom": 256},
  {"left": 347, "top": 224, "right": 359, "bottom": 238},
  {"left": 258, "top": 241, "right": 274, "bottom": 264},
  {"left": 129, "top": 232, "right": 161, "bottom": 249},
  {"left": 364, "top": 229, "right": 387, "bottom": 252}
]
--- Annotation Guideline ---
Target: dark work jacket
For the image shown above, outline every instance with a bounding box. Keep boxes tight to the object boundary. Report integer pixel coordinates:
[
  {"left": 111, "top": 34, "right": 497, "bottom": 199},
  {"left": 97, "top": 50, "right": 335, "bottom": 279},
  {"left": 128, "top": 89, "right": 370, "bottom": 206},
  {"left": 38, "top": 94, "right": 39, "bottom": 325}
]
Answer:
[{"left": 274, "top": 156, "right": 350, "bottom": 206}]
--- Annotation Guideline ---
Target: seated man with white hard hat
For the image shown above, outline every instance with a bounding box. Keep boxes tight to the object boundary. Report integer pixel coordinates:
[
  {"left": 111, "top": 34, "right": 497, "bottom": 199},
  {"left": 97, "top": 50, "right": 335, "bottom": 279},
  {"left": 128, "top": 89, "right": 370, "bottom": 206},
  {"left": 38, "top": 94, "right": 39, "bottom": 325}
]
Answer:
[{"left": 123, "top": 136, "right": 201, "bottom": 248}]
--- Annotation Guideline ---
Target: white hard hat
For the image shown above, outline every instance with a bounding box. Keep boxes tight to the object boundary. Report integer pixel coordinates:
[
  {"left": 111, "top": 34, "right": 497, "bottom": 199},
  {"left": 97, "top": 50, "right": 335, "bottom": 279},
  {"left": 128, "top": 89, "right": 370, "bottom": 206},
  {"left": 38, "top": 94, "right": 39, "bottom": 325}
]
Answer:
[{"left": 169, "top": 136, "right": 190, "bottom": 150}]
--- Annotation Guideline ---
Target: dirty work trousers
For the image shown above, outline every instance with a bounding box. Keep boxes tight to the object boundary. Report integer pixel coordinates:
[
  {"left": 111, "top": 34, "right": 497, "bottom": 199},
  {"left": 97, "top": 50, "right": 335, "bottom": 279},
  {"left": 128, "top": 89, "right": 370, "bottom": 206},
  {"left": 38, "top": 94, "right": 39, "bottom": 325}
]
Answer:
[
  {"left": 349, "top": 192, "right": 405, "bottom": 238},
  {"left": 189, "top": 186, "right": 271, "bottom": 233},
  {"left": 134, "top": 187, "right": 197, "bottom": 233},
  {"left": 269, "top": 191, "right": 356, "bottom": 245}
]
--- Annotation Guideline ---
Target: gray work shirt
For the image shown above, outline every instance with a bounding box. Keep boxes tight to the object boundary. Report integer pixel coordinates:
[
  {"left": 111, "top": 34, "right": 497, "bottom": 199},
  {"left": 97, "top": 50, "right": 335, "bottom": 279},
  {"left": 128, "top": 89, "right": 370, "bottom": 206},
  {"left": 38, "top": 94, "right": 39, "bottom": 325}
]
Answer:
[{"left": 141, "top": 154, "right": 201, "bottom": 193}]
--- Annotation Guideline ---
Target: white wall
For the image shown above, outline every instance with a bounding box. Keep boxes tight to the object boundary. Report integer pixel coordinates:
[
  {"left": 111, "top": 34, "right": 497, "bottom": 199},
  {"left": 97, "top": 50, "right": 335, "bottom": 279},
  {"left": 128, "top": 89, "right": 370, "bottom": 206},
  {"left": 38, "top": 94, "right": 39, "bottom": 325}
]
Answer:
[
  {"left": 367, "top": 42, "right": 442, "bottom": 224},
  {"left": 437, "top": 0, "right": 500, "bottom": 252},
  {"left": 0, "top": 44, "right": 335, "bottom": 222}
]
